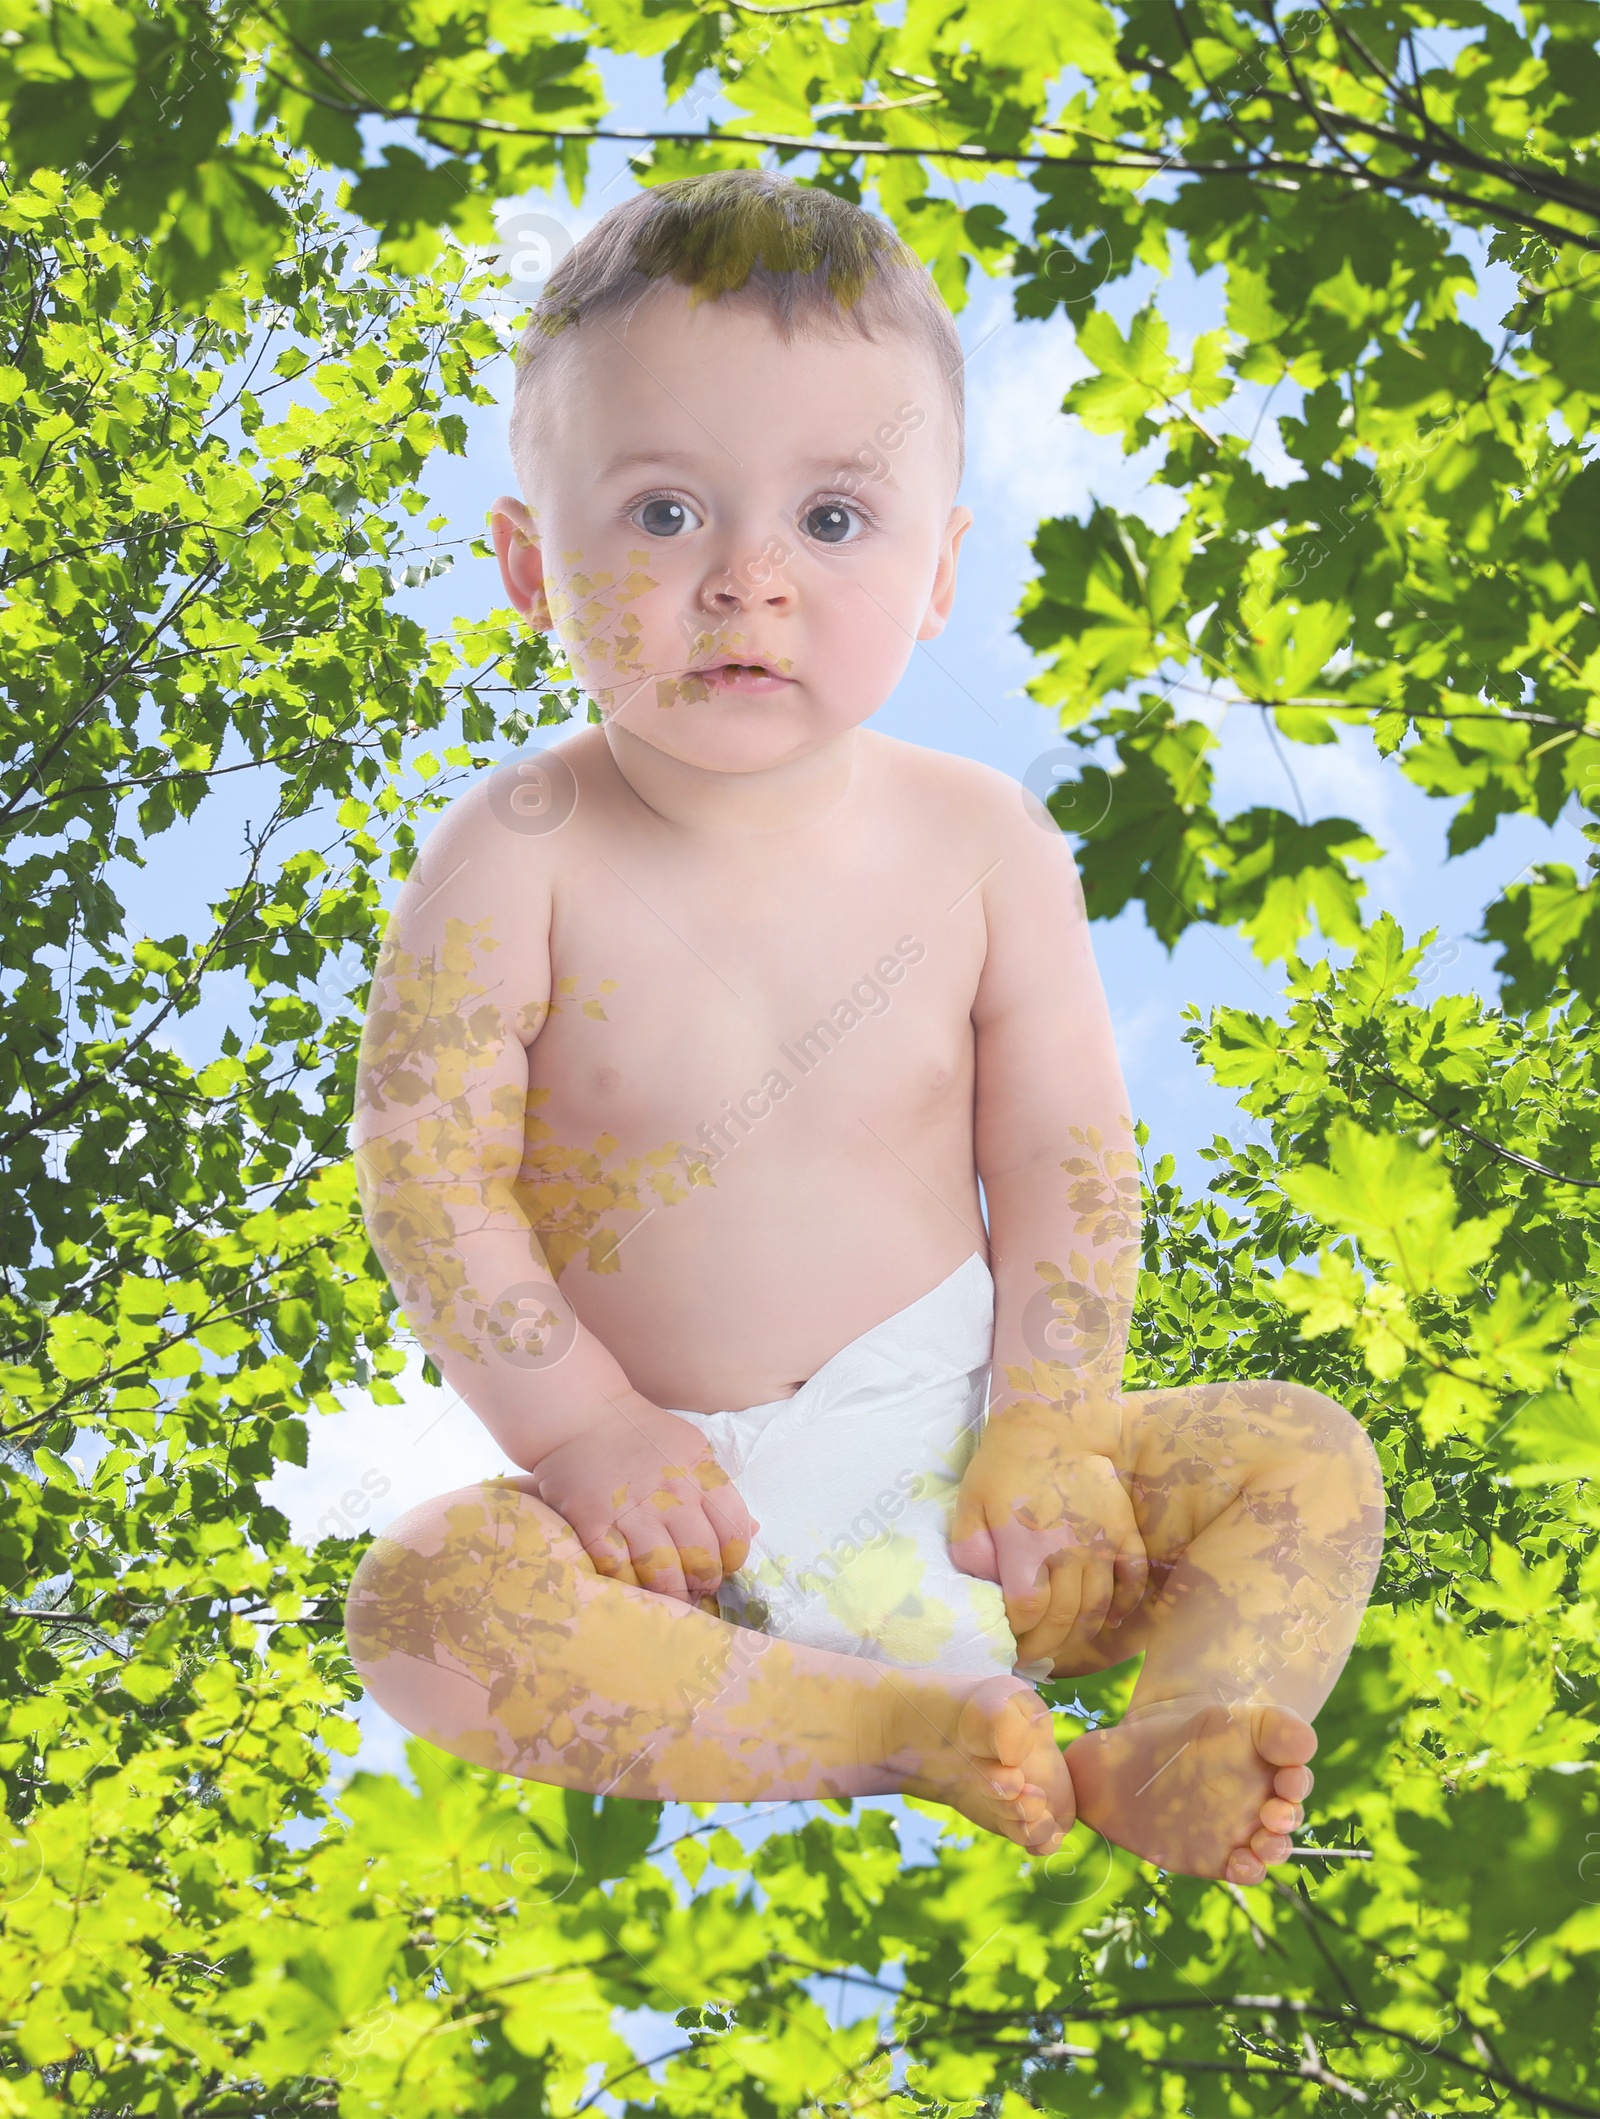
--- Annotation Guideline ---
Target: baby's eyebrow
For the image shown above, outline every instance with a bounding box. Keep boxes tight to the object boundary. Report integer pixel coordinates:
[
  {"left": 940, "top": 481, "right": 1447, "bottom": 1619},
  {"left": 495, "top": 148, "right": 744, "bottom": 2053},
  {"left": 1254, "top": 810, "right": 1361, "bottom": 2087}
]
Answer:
[
  {"left": 812, "top": 458, "right": 902, "bottom": 491},
  {"left": 600, "top": 447, "right": 707, "bottom": 478},
  {"left": 599, "top": 446, "right": 902, "bottom": 488}
]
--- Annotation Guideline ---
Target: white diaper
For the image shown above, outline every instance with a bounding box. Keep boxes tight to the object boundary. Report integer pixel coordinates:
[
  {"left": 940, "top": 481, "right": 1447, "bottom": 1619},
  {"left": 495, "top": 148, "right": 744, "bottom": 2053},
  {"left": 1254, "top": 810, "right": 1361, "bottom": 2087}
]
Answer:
[{"left": 670, "top": 1253, "right": 1019, "bottom": 1678}]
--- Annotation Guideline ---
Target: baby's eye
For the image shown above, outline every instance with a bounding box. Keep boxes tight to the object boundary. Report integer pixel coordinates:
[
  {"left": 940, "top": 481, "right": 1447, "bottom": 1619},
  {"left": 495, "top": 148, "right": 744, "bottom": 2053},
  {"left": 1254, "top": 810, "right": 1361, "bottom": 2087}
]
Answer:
[
  {"left": 801, "top": 500, "right": 865, "bottom": 546},
  {"left": 632, "top": 495, "right": 703, "bottom": 538}
]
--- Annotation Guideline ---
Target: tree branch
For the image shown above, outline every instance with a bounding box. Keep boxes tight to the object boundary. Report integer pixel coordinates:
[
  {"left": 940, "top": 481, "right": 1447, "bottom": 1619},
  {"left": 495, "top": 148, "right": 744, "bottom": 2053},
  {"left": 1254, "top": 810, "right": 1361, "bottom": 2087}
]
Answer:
[{"left": 234, "top": 60, "right": 1600, "bottom": 256}]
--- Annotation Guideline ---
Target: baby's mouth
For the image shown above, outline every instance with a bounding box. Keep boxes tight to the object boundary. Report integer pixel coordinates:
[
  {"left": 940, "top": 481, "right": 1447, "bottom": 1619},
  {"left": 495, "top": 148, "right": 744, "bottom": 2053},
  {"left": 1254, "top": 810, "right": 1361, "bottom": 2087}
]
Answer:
[{"left": 695, "top": 656, "right": 794, "bottom": 695}]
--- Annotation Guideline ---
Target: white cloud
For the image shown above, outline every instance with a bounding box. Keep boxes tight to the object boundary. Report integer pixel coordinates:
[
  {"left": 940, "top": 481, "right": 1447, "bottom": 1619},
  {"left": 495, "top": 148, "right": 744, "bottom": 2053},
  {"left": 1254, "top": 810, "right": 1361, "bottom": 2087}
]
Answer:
[
  {"left": 1104, "top": 986, "right": 1179, "bottom": 1072},
  {"left": 963, "top": 299, "right": 1187, "bottom": 540},
  {"left": 264, "top": 1356, "right": 516, "bottom": 1548}
]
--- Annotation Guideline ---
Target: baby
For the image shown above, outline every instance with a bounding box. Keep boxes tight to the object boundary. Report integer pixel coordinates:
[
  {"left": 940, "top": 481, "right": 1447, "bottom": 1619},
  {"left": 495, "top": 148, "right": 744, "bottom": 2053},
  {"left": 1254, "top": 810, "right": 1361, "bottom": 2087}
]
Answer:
[{"left": 346, "top": 172, "right": 1385, "bottom": 1883}]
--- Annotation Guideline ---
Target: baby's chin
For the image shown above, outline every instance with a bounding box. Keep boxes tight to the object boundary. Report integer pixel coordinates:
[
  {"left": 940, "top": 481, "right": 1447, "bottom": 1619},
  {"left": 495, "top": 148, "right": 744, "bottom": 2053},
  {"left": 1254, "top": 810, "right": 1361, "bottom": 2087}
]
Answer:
[{"left": 602, "top": 689, "right": 872, "bottom": 775}]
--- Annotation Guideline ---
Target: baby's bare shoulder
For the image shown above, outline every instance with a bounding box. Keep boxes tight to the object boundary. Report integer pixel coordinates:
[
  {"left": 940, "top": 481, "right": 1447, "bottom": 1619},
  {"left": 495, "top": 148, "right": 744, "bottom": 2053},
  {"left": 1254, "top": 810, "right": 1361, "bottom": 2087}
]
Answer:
[
  {"left": 383, "top": 736, "right": 607, "bottom": 984},
  {"left": 864, "top": 732, "right": 1073, "bottom": 873},
  {"left": 406, "top": 733, "right": 598, "bottom": 894},
  {"left": 866, "top": 731, "right": 1013, "bottom": 814}
]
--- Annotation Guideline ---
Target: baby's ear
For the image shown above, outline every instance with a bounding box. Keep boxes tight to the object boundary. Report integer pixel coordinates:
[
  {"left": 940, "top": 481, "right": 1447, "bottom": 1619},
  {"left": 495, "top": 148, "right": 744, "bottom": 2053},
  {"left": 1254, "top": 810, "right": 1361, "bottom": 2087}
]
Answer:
[
  {"left": 918, "top": 504, "right": 973, "bottom": 642},
  {"left": 490, "top": 496, "right": 551, "bottom": 627},
  {"left": 492, "top": 493, "right": 538, "bottom": 543}
]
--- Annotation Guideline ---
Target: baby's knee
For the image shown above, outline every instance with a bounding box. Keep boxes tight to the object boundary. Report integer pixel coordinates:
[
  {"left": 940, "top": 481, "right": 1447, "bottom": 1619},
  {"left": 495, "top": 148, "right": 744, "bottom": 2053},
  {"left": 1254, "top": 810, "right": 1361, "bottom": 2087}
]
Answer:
[
  {"left": 1274, "top": 1383, "right": 1379, "bottom": 1469},
  {"left": 1247, "top": 1385, "right": 1386, "bottom": 1547},
  {"left": 345, "top": 1478, "right": 585, "bottom": 1674}
]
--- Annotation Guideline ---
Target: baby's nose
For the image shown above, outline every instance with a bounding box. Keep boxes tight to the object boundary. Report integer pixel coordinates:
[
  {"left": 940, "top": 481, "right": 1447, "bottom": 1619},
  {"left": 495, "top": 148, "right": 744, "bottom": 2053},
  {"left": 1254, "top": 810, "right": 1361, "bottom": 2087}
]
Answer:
[{"left": 700, "top": 539, "right": 797, "bottom": 610}]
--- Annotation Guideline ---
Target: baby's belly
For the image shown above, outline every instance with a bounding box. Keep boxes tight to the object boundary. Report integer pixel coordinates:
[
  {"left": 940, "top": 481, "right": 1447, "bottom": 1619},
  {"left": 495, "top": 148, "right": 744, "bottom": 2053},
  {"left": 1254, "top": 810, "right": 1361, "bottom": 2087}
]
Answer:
[{"left": 526, "top": 1112, "right": 986, "bottom": 1413}]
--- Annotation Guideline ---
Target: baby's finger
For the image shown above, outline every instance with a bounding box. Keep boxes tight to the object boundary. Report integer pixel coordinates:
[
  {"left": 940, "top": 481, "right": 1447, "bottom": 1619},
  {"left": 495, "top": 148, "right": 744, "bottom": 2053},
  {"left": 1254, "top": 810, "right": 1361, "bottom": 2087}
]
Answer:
[
  {"left": 1000, "top": 1577, "right": 1050, "bottom": 1640},
  {"left": 681, "top": 1455, "right": 751, "bottom": 1557},
  {"left": 660, "top": 1503, "right": 726, "bottom": 1601},
  {"left": 711, "top": 1526, "right": 752, "bottom": 1580},
  {"left": 949, "top": 1469, "right": 1006, "bottom": 1583},
  {"left": 948, "top": 1518, "right": 1002, "bottom": 1584},
  {"left": 700, "top": 1481, "right": 757, "bottom": 1571},
  {"left": 566, "top": 1512, "right": 642, "bottom": 1588},
  {"left": 618, "top": 1508, "right": 691, "bottom": 1604},
  {"left": 1074, "top": 1547, "right": 1117, "bottom": 1639},
  {"left": 1013, "top": 1551, "right": 1084, "bottom": 1665},
  {"left": 991, "top": 1520, "right": 1056, "bottom": 1624},
  {"left": 1248, "top": 1824, "right": 1295, "bottom": 1869},
  {"left": 1105, "top": 1531, "right": 1150, "bottom": 1629},
  {"left": 584, "top": 1542, "right": 643, "bottom": 1589},
  {"left": 699, "top": 1471, "right": 755, "bottom": 1534}
]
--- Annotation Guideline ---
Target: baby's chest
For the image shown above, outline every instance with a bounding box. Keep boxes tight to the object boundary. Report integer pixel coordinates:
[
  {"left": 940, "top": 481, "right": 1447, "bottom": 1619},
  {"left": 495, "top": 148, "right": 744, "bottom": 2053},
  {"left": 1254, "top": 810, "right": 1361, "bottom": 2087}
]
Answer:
[{"left": 532, "top": 852, "right": 982, "bottom": 1136}]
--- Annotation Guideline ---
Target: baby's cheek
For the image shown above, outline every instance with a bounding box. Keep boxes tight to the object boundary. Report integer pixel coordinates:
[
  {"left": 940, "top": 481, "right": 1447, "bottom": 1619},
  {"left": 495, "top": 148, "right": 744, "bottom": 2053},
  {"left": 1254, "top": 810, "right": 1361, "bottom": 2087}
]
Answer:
[
  {"left": 547, "top": 561, "right": 659, "bottom": 683},
  {"left": 823, "top": 579, "right": 923, "bottom": 699}
]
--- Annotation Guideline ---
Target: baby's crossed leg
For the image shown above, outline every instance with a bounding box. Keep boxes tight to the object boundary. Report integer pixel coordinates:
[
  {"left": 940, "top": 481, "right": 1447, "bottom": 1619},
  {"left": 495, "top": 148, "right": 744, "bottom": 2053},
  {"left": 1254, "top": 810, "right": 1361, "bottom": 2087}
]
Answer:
[
  {"left": 346, "top": 1478, "right": 1076, "bottom": 1856},
  {"left": 1056, "top": 1378, "right": 1385, "bottom": 1883},
  {"left": 344, "top": 1377, "right": 1381, "bottom": 1879}
]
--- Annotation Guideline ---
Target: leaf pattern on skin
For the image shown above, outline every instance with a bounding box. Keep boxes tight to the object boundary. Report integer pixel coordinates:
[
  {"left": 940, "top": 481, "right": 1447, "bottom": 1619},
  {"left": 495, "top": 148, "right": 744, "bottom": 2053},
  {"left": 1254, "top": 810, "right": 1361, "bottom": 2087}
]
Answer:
[{"left": 354, "top": 921, "right": 706, "bottom": 1359}]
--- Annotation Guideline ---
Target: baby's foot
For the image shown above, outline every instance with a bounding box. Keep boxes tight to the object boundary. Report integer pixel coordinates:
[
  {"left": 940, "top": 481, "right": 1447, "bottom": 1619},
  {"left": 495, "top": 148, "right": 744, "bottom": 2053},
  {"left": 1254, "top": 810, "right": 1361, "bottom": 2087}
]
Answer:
[
  {"left": 872, "top": 1672, "right": 1076, "bottom": 1856},
  {"left": 1065, "top": 1694, "right": 1315, "bottom": 1883}
]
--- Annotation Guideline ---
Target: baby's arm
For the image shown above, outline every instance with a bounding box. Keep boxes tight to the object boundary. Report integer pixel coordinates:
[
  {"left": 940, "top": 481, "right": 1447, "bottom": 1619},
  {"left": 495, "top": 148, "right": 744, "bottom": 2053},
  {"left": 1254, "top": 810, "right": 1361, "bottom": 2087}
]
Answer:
[
  {"left": 951, "top": 800, "right": 1147, "bottom": 1657},
  {"left": 351, "top": 779, "right": 752, "bottom": 1605}
]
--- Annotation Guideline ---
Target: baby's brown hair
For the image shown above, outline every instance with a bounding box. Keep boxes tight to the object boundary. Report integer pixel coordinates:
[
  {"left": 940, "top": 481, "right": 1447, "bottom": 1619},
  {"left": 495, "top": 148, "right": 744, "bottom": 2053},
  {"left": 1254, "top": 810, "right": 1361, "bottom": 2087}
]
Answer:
[{"left": 509, "top": 171, "right": 965, "bottom": 482}]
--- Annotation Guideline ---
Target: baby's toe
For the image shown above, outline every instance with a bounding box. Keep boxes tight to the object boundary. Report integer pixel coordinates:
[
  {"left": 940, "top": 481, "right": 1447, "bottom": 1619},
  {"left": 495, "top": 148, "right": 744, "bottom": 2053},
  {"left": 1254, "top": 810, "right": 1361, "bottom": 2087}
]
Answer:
[
  {"left": 1274, "top": 1763, "right": 1314, "bottom": 1804},
  {"left": 1259, "top": 1794, "right": 1302, "bottom": 1835},
  {"left": 1255, "top": 1704, "right": 1317, "bottom": 1770},
  {"left": 1018, "top": 1803, "right": 1064, "bottom": 1853},
  {"left": 1249, "top": 1823, "right": 1294, "bottom": 1866},
  {"left": 962, "top": 1679, "right": 1044, "bottom": 1766},
  {"left": 1225, "top": 1846, "right": 1266, "bottom": 1885}
]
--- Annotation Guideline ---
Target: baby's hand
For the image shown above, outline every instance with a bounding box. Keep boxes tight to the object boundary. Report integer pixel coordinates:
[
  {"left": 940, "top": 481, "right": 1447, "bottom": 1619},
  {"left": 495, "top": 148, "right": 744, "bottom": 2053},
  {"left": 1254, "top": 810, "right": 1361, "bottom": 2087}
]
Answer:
[
  {"left": 949, "top": 1404, "right": 1148, "bottom": 1671},
  {"left": 529, "top": 1393, "right": 756, "bottom": 1607}
]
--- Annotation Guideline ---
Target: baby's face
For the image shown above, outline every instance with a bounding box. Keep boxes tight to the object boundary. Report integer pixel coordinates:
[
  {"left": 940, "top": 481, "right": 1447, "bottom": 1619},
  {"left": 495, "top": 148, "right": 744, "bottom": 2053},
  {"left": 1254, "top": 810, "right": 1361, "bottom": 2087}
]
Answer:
[{"left": 496, "top": 285, "right": 969, "bottom": 776}]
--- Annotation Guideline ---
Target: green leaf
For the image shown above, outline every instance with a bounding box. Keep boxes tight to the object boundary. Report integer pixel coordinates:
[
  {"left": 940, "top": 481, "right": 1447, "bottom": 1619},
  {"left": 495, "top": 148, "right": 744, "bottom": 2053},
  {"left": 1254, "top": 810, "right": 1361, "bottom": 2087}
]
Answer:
[
  {"left": 564, "top": 1789, "right": 663, "bottom": 1879},
  {"left": 1402, "top": 1476, "right": 1436, "bottom": 1520},
  {"left": 1506, "top": 1381, "right": 1600, "bottom": 1485},
  {"left": 119, "top": 1661, "right": 175, "bottom": 1704},
  {"left": 1482, "top": 856, "right": 1600, "bottom": 1009},
  {"left": 1281, "top": 1118, "right": 1504, "bottom": 1295},
  {"left": 676, "top": 1836, "right": 709, "bottom": 1886}
]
